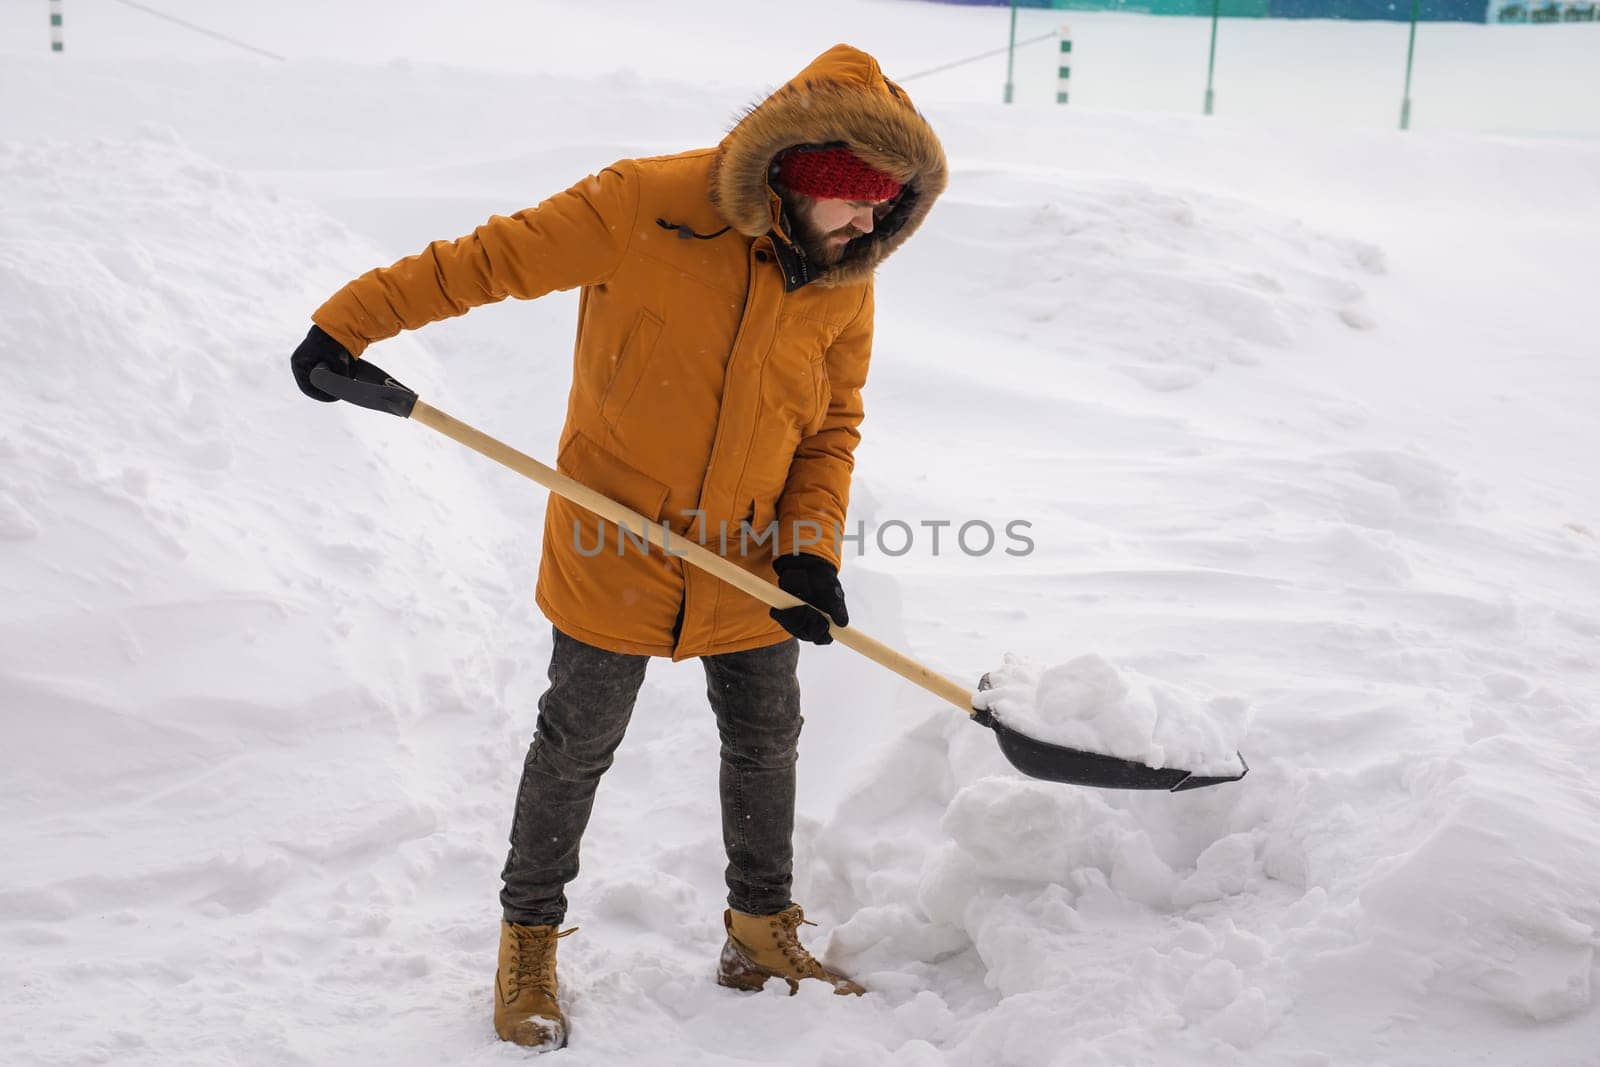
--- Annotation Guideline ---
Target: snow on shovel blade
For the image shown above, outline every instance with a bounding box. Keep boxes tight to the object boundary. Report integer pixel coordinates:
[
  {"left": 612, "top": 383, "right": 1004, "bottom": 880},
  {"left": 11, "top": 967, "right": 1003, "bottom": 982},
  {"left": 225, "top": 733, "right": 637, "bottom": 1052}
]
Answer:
[
  {"left": 969, "top": 707, "right": 1247, "bottom": 791},
  {"left": 972, "top": 675, "right": 1247, "bottom": 792}
]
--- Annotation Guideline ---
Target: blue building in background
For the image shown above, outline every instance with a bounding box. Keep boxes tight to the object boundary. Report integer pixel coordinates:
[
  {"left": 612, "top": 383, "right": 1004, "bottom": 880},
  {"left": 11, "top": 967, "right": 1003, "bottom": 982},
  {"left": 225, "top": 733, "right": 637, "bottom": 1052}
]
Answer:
[
  {"left": 929, "top": 0, "right": 1493, "bottom": 22},
  {"left": 1267, "top": 0, "right": 1486, "bottom": 19}
]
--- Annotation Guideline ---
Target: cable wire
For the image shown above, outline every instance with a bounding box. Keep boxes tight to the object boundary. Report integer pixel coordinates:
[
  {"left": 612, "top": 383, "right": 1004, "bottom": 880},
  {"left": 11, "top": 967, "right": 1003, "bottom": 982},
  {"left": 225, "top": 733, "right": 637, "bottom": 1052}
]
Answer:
[
  {"left": 898, "top": 29, "right": 1061, "bottom": 84},
  {"left": 106, "top": 0, "right": 286, "bottom": 62}
]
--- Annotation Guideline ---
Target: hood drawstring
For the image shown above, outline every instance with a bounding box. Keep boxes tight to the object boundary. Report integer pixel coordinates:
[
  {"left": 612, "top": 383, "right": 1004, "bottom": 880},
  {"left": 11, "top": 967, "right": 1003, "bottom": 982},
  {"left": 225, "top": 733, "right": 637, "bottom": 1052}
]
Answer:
[{"left": 656, "top": 218, "right": 731, "bottom": 241}]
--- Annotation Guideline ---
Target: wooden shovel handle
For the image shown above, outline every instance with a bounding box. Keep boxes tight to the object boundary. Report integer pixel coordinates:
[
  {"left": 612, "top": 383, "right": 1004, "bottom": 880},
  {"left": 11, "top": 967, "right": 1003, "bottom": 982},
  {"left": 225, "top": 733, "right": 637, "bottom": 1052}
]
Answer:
[{"left": 411, "top": 399, "right": 978, "bottom": 715}]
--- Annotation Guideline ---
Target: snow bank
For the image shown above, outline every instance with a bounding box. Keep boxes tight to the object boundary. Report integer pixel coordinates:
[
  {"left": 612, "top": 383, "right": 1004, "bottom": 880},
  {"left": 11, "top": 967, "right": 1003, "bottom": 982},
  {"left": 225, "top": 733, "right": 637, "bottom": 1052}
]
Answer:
[
  {"left": 0, "top": 128, "right": 564, "bottom": 1062},
  {"left": 0, "top": 124, "right": 529, "bottom": 744}
]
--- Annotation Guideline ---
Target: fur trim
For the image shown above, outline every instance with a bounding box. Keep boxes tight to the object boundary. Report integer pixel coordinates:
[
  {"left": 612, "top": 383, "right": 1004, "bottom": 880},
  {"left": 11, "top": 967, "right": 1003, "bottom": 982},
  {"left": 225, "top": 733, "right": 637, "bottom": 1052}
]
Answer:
[{"left": 708, "top": 51, "right": 948, "bottom": 288}]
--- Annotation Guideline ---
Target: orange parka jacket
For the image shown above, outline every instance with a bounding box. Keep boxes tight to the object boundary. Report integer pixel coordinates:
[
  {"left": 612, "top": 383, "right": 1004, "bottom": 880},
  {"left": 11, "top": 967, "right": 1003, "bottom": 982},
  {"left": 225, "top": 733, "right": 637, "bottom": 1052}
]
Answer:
[{"left": 311, "top": 44, "right": 947, "bottom": 659}]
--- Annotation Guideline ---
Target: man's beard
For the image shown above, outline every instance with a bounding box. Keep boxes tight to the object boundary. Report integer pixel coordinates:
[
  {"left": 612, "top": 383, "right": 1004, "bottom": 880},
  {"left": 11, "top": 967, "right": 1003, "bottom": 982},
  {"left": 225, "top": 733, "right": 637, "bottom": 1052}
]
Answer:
[{"left": 788, "top": 208, "right": 863, "bottom": 268}]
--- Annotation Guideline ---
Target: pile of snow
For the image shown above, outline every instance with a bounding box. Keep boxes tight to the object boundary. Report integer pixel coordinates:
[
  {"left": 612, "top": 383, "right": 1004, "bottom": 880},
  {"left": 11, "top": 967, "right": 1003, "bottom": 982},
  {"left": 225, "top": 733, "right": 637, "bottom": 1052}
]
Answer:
[
  {"left": 975, "top": 652, "right": 1249, "bottom": 778},
  {"left": 810, "top": 696, "right": 1600, "bottom": 1063}
]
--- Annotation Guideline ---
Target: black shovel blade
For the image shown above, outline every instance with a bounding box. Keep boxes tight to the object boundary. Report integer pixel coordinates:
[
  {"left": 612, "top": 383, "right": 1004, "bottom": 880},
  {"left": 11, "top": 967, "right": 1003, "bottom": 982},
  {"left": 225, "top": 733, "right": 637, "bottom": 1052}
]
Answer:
[{"left": 971, "top": 672, "right": 1247, "bottom": 791}]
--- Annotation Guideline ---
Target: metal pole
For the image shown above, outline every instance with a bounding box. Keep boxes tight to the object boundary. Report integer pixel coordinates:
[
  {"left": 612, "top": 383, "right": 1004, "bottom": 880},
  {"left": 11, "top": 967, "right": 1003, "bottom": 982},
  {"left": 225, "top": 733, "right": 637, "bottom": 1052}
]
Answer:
[
  {"left": 1005, "top": 0, "right": 1018, "bottom": 104},
  {"left": 50, "top": 0, "right": 64, "bottom": 52},
  {"left": 1401, "top": 0, "right": 1420, "bottom": 130},
  {"left": 1204, "top": 0, "right": 1220, "bottom": 115}
]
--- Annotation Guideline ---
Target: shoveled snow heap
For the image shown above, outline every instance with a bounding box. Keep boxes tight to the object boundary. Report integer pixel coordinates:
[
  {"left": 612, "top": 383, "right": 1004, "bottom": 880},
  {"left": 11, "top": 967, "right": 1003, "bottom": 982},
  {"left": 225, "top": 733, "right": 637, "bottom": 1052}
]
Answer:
[{"left": 976, "top": 653, "right": 1249, "bottom": 778}]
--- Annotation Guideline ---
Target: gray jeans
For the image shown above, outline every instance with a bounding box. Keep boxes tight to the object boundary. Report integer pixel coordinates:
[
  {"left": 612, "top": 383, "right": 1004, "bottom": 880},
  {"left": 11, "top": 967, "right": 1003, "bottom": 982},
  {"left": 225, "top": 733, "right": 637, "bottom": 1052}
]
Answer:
[{"left": 500, "top": 626, "right": 803, "bottom": 925}]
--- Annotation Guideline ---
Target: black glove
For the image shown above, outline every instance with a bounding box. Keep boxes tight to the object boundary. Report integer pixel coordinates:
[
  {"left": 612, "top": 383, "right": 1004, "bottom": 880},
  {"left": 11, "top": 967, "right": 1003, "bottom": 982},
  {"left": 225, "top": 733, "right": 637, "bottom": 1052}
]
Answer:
[
  {"left": 770, "top": 552, "right": 848, "bottom": 645},
  {"left": 290, "top": 324, "right": 354, "bottom": 402}
]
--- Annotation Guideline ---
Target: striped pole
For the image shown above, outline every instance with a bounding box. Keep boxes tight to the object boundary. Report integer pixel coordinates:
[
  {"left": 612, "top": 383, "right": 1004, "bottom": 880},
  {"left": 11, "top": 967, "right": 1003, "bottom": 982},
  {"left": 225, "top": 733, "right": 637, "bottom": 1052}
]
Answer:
[
  {"left": 1056, "top": 26, "right": 1072, "bottom": 105},
  {"left": 50, "top": 0, "right": 63, "bottom": 52}
]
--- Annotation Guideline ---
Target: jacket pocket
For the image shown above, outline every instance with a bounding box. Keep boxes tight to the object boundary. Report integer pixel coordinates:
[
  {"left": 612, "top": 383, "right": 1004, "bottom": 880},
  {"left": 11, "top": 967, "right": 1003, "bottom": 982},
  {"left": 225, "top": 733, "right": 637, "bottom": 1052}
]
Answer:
[
  {"left": 557, "top": 429, "right": 671, "bottom": 523},
  {"left": 771, "top": 313, "right": 838, "bottom": 435},
  {"left": 600, "top": 307, "right": 665, "bottom": 427},
  {"left": 803, "top": 355, "right": 830, "bottom": 437}
]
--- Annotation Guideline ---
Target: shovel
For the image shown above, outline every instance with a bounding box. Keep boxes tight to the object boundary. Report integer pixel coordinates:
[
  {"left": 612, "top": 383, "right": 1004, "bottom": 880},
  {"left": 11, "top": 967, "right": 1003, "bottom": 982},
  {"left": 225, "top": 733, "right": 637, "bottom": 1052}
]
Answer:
[{"left": 310, "top": 359, "right": 1246, "bottom": 792}]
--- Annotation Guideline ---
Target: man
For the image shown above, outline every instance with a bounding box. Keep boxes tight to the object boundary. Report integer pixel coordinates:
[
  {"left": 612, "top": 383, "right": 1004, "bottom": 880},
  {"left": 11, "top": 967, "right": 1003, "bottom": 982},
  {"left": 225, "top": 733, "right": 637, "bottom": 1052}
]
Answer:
[{"left": 290, "top": 44, "right": 945, "bottom": 1051}]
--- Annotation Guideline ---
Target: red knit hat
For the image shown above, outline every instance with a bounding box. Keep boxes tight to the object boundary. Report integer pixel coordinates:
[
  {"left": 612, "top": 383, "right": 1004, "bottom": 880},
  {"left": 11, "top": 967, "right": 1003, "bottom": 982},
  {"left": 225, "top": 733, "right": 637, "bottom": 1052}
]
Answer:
[{"left": 775, "top": 146, "right": 902, "bottom": 202}]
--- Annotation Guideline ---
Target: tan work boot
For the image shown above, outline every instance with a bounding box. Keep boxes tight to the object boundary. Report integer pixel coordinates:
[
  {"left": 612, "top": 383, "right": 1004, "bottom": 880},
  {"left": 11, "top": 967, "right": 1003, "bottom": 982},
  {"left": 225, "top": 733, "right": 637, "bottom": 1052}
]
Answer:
[
  {"left": 493, "top": 921, "right": 577, "bottom": 1050},
  {"left": 718, "top": 904, "right": 866, "bottom": 996}
]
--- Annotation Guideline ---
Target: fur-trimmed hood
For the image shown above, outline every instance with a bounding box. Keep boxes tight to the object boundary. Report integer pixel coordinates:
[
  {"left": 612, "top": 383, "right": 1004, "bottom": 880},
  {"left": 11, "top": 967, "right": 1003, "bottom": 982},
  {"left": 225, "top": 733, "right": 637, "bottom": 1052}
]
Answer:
[{"left": 709, "top": 44, "right": 948, "bottom": 288}]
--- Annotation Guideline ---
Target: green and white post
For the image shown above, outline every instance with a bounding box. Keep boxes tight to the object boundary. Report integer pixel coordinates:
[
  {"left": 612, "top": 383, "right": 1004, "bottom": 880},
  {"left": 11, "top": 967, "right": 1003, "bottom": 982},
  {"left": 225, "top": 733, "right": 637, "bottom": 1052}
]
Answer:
[
  {"left": 1056, "top": 26, "right": 1072, "bottom": 105},
  {"left": 50, "top": 0, "right": 63, "bottom": 52}
]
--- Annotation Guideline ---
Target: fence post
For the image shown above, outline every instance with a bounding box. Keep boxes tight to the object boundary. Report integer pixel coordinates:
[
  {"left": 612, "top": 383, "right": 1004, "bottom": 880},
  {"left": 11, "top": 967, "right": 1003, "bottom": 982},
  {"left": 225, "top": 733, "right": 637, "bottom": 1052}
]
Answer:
[
  {"left": 1004, "top": 0, "right": 1018, "bottom": 104},
  {"left": 1056, "top": 26, "right": 1072, "bottom": 104},
  {"left": 51, "top": 0, "right": 63, "bottom": 52},
  {"left": 1401, "top": 0, "right": 1420, "bottom": 130},
  {"left": 1204, "top": 0, "right": 1220, "bottom": 115}
]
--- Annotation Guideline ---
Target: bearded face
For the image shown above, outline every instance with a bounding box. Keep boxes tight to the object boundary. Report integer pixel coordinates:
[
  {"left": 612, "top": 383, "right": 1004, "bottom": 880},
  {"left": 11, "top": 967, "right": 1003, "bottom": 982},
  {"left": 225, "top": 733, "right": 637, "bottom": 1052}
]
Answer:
[{"left": 782, "top": 192, "right": 889, "bottom": 268}]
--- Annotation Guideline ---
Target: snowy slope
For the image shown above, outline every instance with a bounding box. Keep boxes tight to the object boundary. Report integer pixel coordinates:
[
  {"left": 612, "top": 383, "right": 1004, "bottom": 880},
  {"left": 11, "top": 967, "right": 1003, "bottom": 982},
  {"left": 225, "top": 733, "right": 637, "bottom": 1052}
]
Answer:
[{"left": 3, "top": 3, "right": 1600, "bottom": 1066}]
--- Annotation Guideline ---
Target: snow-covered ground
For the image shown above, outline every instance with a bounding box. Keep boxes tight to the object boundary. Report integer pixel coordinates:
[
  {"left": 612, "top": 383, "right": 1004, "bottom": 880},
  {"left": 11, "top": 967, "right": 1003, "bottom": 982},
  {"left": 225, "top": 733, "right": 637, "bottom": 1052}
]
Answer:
[
  {"left": 3, "top": 2, "right": 1598, "bottom": 1065},
  {"left": 5, "top": 0, "right": 1600, "bottom": 136}
]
